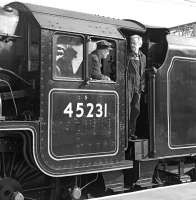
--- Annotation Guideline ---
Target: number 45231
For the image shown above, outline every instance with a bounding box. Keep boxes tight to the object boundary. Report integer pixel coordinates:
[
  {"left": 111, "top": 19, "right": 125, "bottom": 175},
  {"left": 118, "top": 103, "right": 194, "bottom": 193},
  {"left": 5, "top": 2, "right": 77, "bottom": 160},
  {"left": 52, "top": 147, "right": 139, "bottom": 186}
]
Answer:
[{"left": 63, "top": 102, "right": 108, "bottom": 118}]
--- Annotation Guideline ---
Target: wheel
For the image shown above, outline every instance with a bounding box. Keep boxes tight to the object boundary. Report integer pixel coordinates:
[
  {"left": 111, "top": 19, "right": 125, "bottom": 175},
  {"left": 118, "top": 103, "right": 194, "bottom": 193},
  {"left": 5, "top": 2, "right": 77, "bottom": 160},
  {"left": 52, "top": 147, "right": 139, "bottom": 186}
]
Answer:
[{"left": 0, "top": 136, "right": 57, "bottom": 200}]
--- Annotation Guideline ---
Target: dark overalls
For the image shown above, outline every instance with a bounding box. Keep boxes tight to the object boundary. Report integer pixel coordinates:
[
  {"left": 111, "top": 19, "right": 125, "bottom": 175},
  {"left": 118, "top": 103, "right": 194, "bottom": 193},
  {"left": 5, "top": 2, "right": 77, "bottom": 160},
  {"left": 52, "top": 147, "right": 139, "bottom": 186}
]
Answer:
[{"left": 127, "top": 51, "right": 146, "bottom": 137}]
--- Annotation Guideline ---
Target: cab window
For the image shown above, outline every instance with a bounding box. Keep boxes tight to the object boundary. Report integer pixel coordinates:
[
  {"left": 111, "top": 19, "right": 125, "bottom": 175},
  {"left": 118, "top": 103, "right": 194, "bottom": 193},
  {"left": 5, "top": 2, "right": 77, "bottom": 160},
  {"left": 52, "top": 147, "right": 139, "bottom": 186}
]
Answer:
[
  {"left": 88, "top": 37, "right": 116, "bottom": 82},
  {"left": 53, "top": 34, "right": 84, "bottom": 80}
]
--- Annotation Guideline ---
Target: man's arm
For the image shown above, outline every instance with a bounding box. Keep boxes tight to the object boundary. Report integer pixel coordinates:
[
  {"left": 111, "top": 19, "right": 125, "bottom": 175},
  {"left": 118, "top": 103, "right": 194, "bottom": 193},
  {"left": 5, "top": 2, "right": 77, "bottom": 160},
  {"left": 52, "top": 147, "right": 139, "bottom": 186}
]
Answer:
[{"left": 90, "top": 54, "right": 110, "bottom": 80}]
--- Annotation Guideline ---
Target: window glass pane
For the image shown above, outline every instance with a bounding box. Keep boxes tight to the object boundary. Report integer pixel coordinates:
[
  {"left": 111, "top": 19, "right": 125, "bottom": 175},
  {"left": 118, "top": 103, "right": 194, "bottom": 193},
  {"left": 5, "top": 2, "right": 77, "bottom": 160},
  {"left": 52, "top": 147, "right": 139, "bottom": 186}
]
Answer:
[
  {"left": 88, "top": 38, "right": 116, "bottom": 82},
  {"left": 54, "top": 34, "right": 83, "bottom": 79}
]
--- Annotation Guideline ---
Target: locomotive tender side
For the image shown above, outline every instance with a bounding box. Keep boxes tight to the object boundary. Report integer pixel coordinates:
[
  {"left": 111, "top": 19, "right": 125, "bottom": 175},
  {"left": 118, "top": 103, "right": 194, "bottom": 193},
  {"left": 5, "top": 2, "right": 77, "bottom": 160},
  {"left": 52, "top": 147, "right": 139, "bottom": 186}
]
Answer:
[
  {"left": 155, "top": 35, "right": 196, "bottom": 156},
  {"left": 0, "top": 1, "right": 196, "bottom": 200}
]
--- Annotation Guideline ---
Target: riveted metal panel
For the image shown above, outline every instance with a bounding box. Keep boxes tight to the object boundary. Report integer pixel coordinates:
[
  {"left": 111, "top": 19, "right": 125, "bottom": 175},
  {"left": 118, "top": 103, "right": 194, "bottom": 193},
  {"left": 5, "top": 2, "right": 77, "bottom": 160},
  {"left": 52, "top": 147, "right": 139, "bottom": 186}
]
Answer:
[
  {"left": 33, "top": 12, "right": 124, "bottom": 39},
  {"left": 23, "top": 3, "right": 145, "bottom": 32}
]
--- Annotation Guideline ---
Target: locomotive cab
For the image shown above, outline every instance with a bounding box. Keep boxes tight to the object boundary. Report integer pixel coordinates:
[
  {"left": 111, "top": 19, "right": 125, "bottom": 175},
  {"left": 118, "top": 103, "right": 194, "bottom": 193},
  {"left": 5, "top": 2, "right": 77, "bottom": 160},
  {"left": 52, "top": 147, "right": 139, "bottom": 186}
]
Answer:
[{"left": 0, "top": 2, "right": 146, "bottom": 177}]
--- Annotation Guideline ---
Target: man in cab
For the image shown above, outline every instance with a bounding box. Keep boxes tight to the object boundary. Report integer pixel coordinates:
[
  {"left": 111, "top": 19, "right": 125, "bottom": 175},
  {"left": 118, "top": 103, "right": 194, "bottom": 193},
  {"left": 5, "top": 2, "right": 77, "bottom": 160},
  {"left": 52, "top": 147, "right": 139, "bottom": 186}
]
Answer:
[{"left": 88, "top": 40, "right": 112, "bottom": 81}]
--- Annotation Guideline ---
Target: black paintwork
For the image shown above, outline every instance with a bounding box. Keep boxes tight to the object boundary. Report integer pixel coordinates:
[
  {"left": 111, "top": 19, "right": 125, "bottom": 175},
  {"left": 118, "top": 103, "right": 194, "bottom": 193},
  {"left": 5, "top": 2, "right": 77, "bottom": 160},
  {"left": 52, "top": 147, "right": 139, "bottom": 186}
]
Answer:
[{"left": 155, "top": 35, "right": 196, "bottom": 158}]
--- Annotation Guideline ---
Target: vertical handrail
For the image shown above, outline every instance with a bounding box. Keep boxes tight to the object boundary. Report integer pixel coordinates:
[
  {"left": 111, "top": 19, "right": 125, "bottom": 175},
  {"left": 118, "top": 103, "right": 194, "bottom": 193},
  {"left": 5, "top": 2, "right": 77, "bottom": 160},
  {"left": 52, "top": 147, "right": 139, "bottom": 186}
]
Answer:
[
  {"left": 0, "top": 94, "right": 5, "bottom": 120},
  {"left": 125, "top": 67, "right": 129, "bottom": 150},
  {"left": 148, "top": 67, "right": 157, "bottom": 157}
]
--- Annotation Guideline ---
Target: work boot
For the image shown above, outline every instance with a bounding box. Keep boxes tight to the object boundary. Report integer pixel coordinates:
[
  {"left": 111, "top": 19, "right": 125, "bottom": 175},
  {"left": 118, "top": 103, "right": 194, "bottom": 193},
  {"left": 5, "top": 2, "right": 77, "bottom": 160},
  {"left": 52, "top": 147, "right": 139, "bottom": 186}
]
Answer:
[{"left": 128, "top": 129, "right": 138, "bottom": 140}]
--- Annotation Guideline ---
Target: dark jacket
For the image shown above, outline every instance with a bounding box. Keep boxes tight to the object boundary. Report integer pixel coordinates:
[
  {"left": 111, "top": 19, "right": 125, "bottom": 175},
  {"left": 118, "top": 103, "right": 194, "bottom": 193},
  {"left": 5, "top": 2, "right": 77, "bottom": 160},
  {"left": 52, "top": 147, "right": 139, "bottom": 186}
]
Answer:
[
  {"left": 127, "top": 50, "right": 146, "bottom": 94},
  {"left": 88, "top": 50, "right": 110, "bottom": 80},
  {"left": 56, "top": 47, "right": 82, "bottom": 78}
]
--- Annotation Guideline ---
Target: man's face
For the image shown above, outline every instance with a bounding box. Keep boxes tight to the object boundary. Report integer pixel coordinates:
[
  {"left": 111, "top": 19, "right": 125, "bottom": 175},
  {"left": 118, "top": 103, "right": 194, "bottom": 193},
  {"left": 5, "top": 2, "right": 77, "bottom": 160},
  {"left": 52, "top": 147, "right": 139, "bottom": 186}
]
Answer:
[
  {"left": 101, "top": 48, "right": 110, "bottom": 59},
  {"left": 56, "top": 44, "right": 66, "bottom": 61},
  {"left": 130, "top": 38, "right": 141, "bottom": 54}
]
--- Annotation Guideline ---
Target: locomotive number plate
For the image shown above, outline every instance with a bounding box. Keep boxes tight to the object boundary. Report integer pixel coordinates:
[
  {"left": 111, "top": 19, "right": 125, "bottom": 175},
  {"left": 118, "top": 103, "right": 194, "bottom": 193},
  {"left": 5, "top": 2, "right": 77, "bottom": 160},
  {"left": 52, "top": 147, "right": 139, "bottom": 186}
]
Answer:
[
  {"left": 63, "top": 102, "right": 108, "bottom": 118},
  {"left": 48, "top": 89, "right": 119, "bottom": 160}
]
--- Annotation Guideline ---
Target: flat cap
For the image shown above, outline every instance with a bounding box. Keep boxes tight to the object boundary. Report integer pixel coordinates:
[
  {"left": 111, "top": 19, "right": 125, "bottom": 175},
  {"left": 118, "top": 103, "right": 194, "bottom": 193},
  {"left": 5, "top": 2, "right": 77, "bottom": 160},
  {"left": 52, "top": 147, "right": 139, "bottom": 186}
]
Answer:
[{"left": 96, "top": 40, "right": 112, "bottom": 50}]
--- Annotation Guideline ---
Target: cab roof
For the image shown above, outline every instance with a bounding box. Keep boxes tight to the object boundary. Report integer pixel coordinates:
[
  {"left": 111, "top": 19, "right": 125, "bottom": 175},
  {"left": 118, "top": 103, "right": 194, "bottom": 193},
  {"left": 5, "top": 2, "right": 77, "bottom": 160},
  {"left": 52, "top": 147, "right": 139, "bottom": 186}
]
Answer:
[{"left": 7, "top": 2, "right": 146, "bottom": 39}]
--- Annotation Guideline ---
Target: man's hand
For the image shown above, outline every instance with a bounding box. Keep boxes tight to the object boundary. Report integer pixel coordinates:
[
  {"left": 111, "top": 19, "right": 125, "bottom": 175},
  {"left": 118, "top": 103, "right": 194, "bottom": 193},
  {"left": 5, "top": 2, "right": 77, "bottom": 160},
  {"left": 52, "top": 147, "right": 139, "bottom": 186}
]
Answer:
[
  {"left": 146, "top": 67, "right": 157, "bottom": 74},
  {"left": 106, "top": 76, "right": 111, "bottom": 81}
]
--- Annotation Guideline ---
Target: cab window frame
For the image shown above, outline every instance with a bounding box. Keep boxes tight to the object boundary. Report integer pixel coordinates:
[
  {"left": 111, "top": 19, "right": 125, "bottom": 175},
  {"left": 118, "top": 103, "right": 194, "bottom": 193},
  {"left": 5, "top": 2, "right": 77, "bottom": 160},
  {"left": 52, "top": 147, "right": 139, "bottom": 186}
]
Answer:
[
  {"left": 87, "top": 36, "right": 118, "bottom": 84},
  {"left": 52, "top": 32, "right": 85, "bottom": 82}
]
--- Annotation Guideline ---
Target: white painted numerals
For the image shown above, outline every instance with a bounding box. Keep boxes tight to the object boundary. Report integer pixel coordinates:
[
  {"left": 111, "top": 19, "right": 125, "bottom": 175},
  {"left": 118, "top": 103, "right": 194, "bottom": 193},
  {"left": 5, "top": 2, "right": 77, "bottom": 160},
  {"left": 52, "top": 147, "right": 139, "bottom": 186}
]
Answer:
[
  {"left": 63, "top": 102, "right": 73, "bottom": 118},
  {"left": 76, "top": 103, "right": 84, "bottom": 118},
  {"left": 86, "top": 103, "right": 94, "bottom": 118},
  {"left": 63, "top": 102, "right": 108, "bottom": 118}
]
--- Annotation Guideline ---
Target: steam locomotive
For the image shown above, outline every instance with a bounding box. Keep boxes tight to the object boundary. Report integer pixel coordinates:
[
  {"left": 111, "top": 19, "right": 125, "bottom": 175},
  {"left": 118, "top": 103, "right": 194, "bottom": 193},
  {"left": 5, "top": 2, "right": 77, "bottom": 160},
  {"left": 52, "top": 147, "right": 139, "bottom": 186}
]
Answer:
[{"left": 0, "top": 2, "right": 196, "bottom": 200}]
